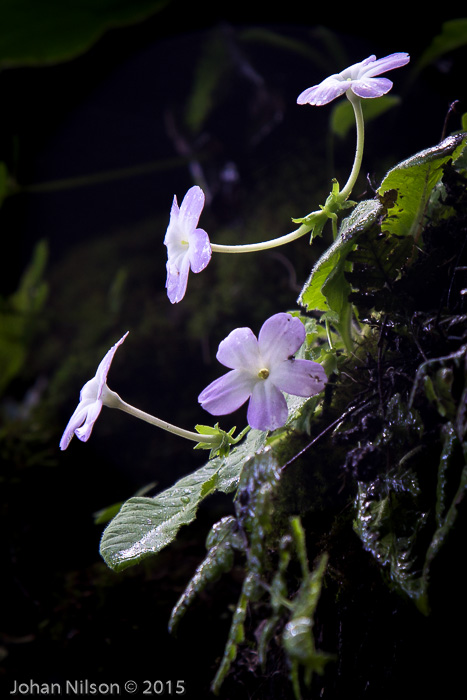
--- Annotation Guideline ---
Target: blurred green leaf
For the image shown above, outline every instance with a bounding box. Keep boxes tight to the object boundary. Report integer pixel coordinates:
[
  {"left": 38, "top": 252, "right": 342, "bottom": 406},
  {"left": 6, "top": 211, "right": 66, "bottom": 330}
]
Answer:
[
  {"left": 0, "top": 0, "right": 170, "bottom": 67},
  {"left": 330, "top": 95, "right": 401, "bottom": 139},
  {"left": 239, "top": 25, "right": 343, "bottom": 72},
  {"left": 0, "top": 239, "right": 48, "bottom": 395},
  {"left": 414, "top": 18, "right": 467, "bottom": 75},
  {"left": 184, "top": 30, "right": 230, "bottom": 134}
]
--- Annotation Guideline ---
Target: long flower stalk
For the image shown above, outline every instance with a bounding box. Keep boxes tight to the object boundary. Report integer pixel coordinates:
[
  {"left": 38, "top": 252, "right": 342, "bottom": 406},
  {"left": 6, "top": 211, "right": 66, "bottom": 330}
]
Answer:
[
  {"left": 210, "top": 222, "right": 310, "bottom": 254},
  {"left": 339, "top": 93, "right": 365, "bottom": 202},
  {"left": 102, "top": 387, "right": 219, "bottom": 444}
]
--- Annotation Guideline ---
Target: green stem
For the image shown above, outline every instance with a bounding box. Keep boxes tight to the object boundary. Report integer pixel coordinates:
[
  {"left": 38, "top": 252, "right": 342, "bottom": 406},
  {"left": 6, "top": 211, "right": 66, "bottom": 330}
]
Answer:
[
  {"left": 102, "top": 387, "right": 218, "bottom": 444},
  {"left": 210, "top": 222, "right": 310, "bottom": 254},
  {"left": 339, "top": 93, "right": 364, "bottom": 202},
  {"left": 209, "top": 95, "right": 364, "bottom": 256}
]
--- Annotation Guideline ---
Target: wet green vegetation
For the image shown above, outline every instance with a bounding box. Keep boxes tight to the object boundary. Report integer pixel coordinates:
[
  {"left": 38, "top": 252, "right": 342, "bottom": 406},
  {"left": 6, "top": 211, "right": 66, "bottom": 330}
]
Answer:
[{"left": 2, "top": 10, "right": 467, "bottom": 700}]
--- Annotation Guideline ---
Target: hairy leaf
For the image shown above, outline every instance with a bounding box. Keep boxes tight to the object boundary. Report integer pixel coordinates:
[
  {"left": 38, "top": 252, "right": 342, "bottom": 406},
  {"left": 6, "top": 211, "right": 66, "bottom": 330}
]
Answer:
[
  {"left": 378, "top": 134, "right": 466, "bottom": 240},
  {"left": 346, "top": 225, "right": 414, "bottom": 311},
  {"left": 298, "top": 199, "right": 382, "bottom": 313},
  {"left": 169, "top": 516, "right": 238, "bottom": 635},
  {"left": 99, "top": 429, "right": 267, "bottom": 571},
  {"left": 211, "top": 450, "right": 282, "bottom": 694}
]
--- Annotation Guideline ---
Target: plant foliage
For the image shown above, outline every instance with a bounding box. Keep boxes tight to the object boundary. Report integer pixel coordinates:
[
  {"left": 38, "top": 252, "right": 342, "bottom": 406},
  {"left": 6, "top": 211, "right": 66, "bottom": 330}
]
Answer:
[{"left": 99, "top": 129, "right": 467, "bottom": 696}]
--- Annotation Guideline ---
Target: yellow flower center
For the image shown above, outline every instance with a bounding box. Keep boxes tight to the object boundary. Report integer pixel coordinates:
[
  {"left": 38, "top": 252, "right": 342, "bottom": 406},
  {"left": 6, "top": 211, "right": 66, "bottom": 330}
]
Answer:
[{"left": 258, "top": 368, "right": 269, "bottom": 380}]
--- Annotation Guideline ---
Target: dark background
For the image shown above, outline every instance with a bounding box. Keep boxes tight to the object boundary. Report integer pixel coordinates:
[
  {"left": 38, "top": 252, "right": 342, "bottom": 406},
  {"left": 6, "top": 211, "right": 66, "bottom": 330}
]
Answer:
[{"left": 1, "top": 2, "right": 466, "bottom": 698}]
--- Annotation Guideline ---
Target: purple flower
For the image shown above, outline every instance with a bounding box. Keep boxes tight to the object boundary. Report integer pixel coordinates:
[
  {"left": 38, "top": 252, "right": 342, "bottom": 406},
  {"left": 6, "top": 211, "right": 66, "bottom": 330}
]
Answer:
[
  {"left": 164, "top": 185, "right": 212, "bottom": 303},
  {"left": 60, "top": 332, "right": 128, "bottom": 450},
  {"left": 198, "top": 313, "right": 327, "bottom": 431},
  {"left": 297, "top": 53, "right": 410, "bottom": 106}
]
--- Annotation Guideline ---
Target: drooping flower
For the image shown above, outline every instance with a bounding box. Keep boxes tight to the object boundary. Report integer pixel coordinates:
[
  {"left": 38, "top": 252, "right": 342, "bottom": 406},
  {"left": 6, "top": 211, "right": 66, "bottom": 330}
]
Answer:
[
  {"left": 297, "top": 52, "right": 410, "bottom": 106},
  {"left": 164, "top": 185, "right": 212, "bottom": 303},
  {"left": 60, "top": 332, "right": 128, "bottom": 450},
  {"left": 198, "top": 313, "right": 327, "bottom": 431}
]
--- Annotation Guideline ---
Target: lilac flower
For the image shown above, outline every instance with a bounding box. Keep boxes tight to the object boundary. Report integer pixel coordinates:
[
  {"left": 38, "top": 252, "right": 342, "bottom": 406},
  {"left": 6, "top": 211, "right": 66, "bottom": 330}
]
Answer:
[
  {"left": 198, "top": 313, "right": 327, "bottom": 431},
  {"left": 60, "top": 332, "right": 128, "bottom": 450},
  {"left": 297, "top": 53, "right": 410, "bottom": 106},
  {"left": 164, "top": 185, "right": 212, "bottom": 303}
]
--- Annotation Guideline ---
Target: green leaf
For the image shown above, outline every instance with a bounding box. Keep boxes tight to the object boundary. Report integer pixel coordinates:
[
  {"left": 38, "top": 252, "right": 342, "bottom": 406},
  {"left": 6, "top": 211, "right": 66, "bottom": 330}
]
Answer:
[
  {"left": 414, "top": 18, "right": 467, "bottom": 75},
  {"left": 0, "top": 0, "right": 169, "bottom": 67},
  {"left": 330, "top": 95, "right": 401, "bottom": 139},
  {"left": 298, "top": 199, "right": 382, "bottom": 313},
  {"left": 211, "top": 450, "right": 282, "bottom": 694},
  {"left": 282, "top": 521, "right": 333, "bottom": 699},
  {"left": 0, "top": 239, "right": 48, "bottom": 395},
  {"left": 239, "top": 26, "right": 343, "bottom": 71},
  {"left": 378, "top": 133, "right": 467, "bottom": 240},
  {"left": 93, "top": 481, "right": 157, "bottom": 525},
  {"left": 169, "top": 516, "right": 238, "bottom": 635},
  {"left": 184, "top": 30, "right": 230, "bottom": 134},
  {"left": 345, "top": 224, "right": 414, "bottom": 311},
  {"left": 99, "top": 428, "right": 267, "bottom": 571},
  {"left": 292, "top": 180, "right": 355, "bottom": 243},
  {"left": 354, "top": 465, "right": 430, "bottom": 613},
  {"left": 194, "top": 422, "right": 250, "bottom": 458}
]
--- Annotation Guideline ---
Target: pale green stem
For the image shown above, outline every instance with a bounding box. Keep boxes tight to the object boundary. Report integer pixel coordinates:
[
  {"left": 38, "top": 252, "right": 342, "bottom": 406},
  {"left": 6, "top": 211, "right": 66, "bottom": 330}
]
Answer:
[
  {"left": 325, "top": 318, "right": 334, "bottom": 351},
  {"left": 210, "top": 222, "right": 310, "bottom": 254},
  {"left": 339, "top": 92, "right": 365, "bottom": 202},
  {"left": 102, "top": 386, "right": 218, "bottom": 444},
  {"left": 209, "top": 96, "right": 364, "bottom": 255}
]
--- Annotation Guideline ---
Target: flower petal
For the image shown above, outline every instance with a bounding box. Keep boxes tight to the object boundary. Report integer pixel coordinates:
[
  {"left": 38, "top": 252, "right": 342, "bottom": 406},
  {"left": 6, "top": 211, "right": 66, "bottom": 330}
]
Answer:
[
  {"left": 59, "top": 402, "right": 90, "bottom": 450},
  {"left": 297, "top": 76, "right": 348, "bottom": 106},
  {"left": 297, "top": 52, "right": 409, "bottom": 106},
  {"left": 164, "top": 187, "right": 211, "bottom": 302},
  {"left": 258, "top": 313, "right": 305, "bottom": 366},
  {"left": 338, "top": 56, "right": 373, "bottom": 82},
  {"left": 198, "top": 369, "right": 256, "bottom": 415},
  {"left": 166, "top": 251, "right": 191, "bottom": 304},
  {"left": 163, "top": 195, "right": 180, "bottom": 246},
  {"left": 216, "top": 327, "right": 262, "bottom": 370},
  {"left": 270, "top": 358, "right": 327, "bottom": 396},
  {"left": 360, "top": 52, "right": 410, "bottom": 78},
  {"left": 75, "top": 400, "right": 103, "bottom": 442},
  {"left": 94, "top": 332, "right": 129, "bottom": 397},
  {"left": 351, "top": 77, "right": 393, "bottom": 99},
  {"left": 179, "top": 185, "right": 205, "bottom": 233},
  {"left": 188, "top": 227, "right": 212, "bottom": 273},
  {"left": 247, "top": 380, "right": 289, "bottom": 431},
  {"left": 59, "top": 333, "right": 128, "bottom": 450}
]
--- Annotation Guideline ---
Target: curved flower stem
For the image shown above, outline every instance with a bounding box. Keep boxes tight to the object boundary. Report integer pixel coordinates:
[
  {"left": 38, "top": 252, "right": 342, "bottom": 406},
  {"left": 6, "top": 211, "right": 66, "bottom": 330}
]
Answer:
[
  {"left": 102, "top": 387, "right": 219, "bottom": 444},
  {"left": 210, "top": 222, "right": 311, "bottom": 254},
  {"left": 339, "top": 93, "right": 365, "bottom": 202},
  {"left": 195, "top": 96, "right": 363, "bottom": 257}
]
